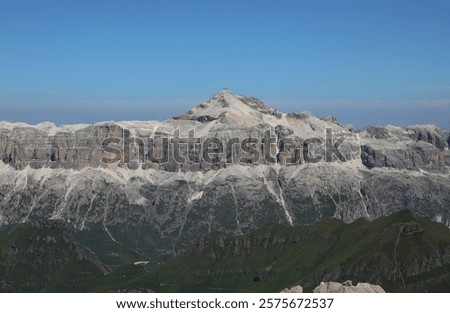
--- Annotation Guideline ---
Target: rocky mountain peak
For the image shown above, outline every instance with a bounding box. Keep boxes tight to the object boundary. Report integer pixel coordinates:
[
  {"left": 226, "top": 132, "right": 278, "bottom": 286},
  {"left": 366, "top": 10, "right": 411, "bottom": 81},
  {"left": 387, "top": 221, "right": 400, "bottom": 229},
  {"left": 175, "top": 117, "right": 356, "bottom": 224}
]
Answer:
[
  {"left": 172, "top": 90, "right": 283, "bottom": 122},
  {"left": 201, "top": 89, "right": 247, "bottom": 110}
]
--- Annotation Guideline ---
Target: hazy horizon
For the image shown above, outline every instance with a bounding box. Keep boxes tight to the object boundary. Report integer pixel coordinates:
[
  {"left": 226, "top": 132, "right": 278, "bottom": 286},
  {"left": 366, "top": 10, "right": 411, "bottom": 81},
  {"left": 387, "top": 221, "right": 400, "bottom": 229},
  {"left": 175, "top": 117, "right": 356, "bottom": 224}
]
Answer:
[{"left": 1, "top": 92, "right": 450, "bottom": 129}]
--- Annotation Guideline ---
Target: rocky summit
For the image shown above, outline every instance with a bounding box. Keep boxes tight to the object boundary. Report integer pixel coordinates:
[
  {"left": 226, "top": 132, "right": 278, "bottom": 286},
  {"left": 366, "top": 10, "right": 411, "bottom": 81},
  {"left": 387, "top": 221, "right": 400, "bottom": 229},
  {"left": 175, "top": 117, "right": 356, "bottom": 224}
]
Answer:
[{"left": 0, "top": 90, "right": 449, "bottom": 265}]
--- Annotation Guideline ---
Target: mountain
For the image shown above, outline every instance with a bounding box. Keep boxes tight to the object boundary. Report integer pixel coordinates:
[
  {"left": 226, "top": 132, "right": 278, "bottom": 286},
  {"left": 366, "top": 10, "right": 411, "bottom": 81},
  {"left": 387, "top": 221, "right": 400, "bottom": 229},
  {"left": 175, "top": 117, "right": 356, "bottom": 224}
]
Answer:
[
  {"left": 1, "top": 211, "right": 448, "bottom": 292},
  {"left": 123, "top": 211, "right": 450, "bottom": 293},
  {"left": 0, "top": 90, "right": 449, "bottom": 266}
]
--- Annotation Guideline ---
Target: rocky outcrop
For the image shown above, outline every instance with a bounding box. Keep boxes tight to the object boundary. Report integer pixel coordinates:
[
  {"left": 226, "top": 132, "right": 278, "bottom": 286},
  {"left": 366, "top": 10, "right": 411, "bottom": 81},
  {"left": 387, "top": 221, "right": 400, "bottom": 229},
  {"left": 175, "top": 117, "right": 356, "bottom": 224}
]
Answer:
[
  {"left": 0, "top": 123, "right": 124, "bottom": 170},
  {"left": 313, "top": 281, "right": 385, "bottom": 293},
  {"left": 360, "top": 142, "right": 446, "bottom": 172},
  {"left": 281, "top": 285, "right": 303, "bottom": 293},
  {"left": 402, "top": 221, "right": 424, "bottom": 235},
  {"left": 282, "top": 281, "right": 385, "bottom": 293},
  {"left": 406, "top": 125, "right": 448, "bottom": 150},
  {"left": 361, "top": 125, "right": 448, "bottom": 173},
  {"left": 287, "top": 112, "right": 312, "bottom": 120}
]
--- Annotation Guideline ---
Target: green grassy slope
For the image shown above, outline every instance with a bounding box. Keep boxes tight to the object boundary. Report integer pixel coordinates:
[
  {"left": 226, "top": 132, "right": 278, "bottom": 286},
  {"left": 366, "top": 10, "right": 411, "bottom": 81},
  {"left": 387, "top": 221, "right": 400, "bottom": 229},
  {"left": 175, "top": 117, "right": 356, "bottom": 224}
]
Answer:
[
  {"left": 124, "top": 211, "right": 450, "bottom": 292},
  {"left": 0, "top": 223, "right": 107, "bottom": 292},
  {"left": 1, "top": 211, "right": 450, "bottom": 292}
]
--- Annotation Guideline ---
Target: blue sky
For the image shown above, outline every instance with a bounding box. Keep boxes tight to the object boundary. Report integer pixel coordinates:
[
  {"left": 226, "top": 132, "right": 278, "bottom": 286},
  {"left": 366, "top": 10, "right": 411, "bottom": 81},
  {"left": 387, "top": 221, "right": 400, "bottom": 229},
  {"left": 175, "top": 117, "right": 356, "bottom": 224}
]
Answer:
[{"left": 1, "top": 0, "right": 449, "bottom": 127}]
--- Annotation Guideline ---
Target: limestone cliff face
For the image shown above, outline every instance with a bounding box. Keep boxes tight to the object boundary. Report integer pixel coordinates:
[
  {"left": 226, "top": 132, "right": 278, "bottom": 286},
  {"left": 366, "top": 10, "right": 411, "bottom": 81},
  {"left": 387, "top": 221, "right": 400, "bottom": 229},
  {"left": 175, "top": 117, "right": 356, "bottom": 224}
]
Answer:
[
  {"left": 0, "top": 91, "right": 449, "bottom": 262},
  {"left": 0, "top": 123, "right": 124, "bottom": 170},
  {"left": 361, "top": 125, "right": 448, "bottom": 173}
]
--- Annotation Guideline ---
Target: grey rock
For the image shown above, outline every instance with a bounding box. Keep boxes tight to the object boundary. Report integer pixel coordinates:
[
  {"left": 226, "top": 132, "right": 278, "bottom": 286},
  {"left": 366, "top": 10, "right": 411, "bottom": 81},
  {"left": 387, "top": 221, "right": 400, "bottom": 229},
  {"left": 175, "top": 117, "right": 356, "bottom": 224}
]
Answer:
[
  {"left": 361, "top": 125, "right": 448, "bottom": 173},
  {"left": 287, "top": 112, "right": 312, "bottom": 120},
  {"left": 281, "top": 285, "right": 303, "bottom": 293},
  {"left": 366, "top": 126, "right": 390, "bottom": 139},
  {"left": 313, "top": 281, "right": 385, "bottom": 293},
  {"left": 402, "top": 221, "right": 424, "bottom": 235},
  {"left": 361, "top": 142, "right": 446, "bottom": 172},
  {"left": 406, "top": 125, "right": 448, "bottom": 150}
]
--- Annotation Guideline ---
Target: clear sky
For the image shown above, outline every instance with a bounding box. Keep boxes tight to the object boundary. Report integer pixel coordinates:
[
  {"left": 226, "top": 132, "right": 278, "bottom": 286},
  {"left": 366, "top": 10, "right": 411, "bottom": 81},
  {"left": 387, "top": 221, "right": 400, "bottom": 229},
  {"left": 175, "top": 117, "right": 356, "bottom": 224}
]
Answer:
[{"left": 1, "top": 0, "right": 449, "bottom": 128}]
